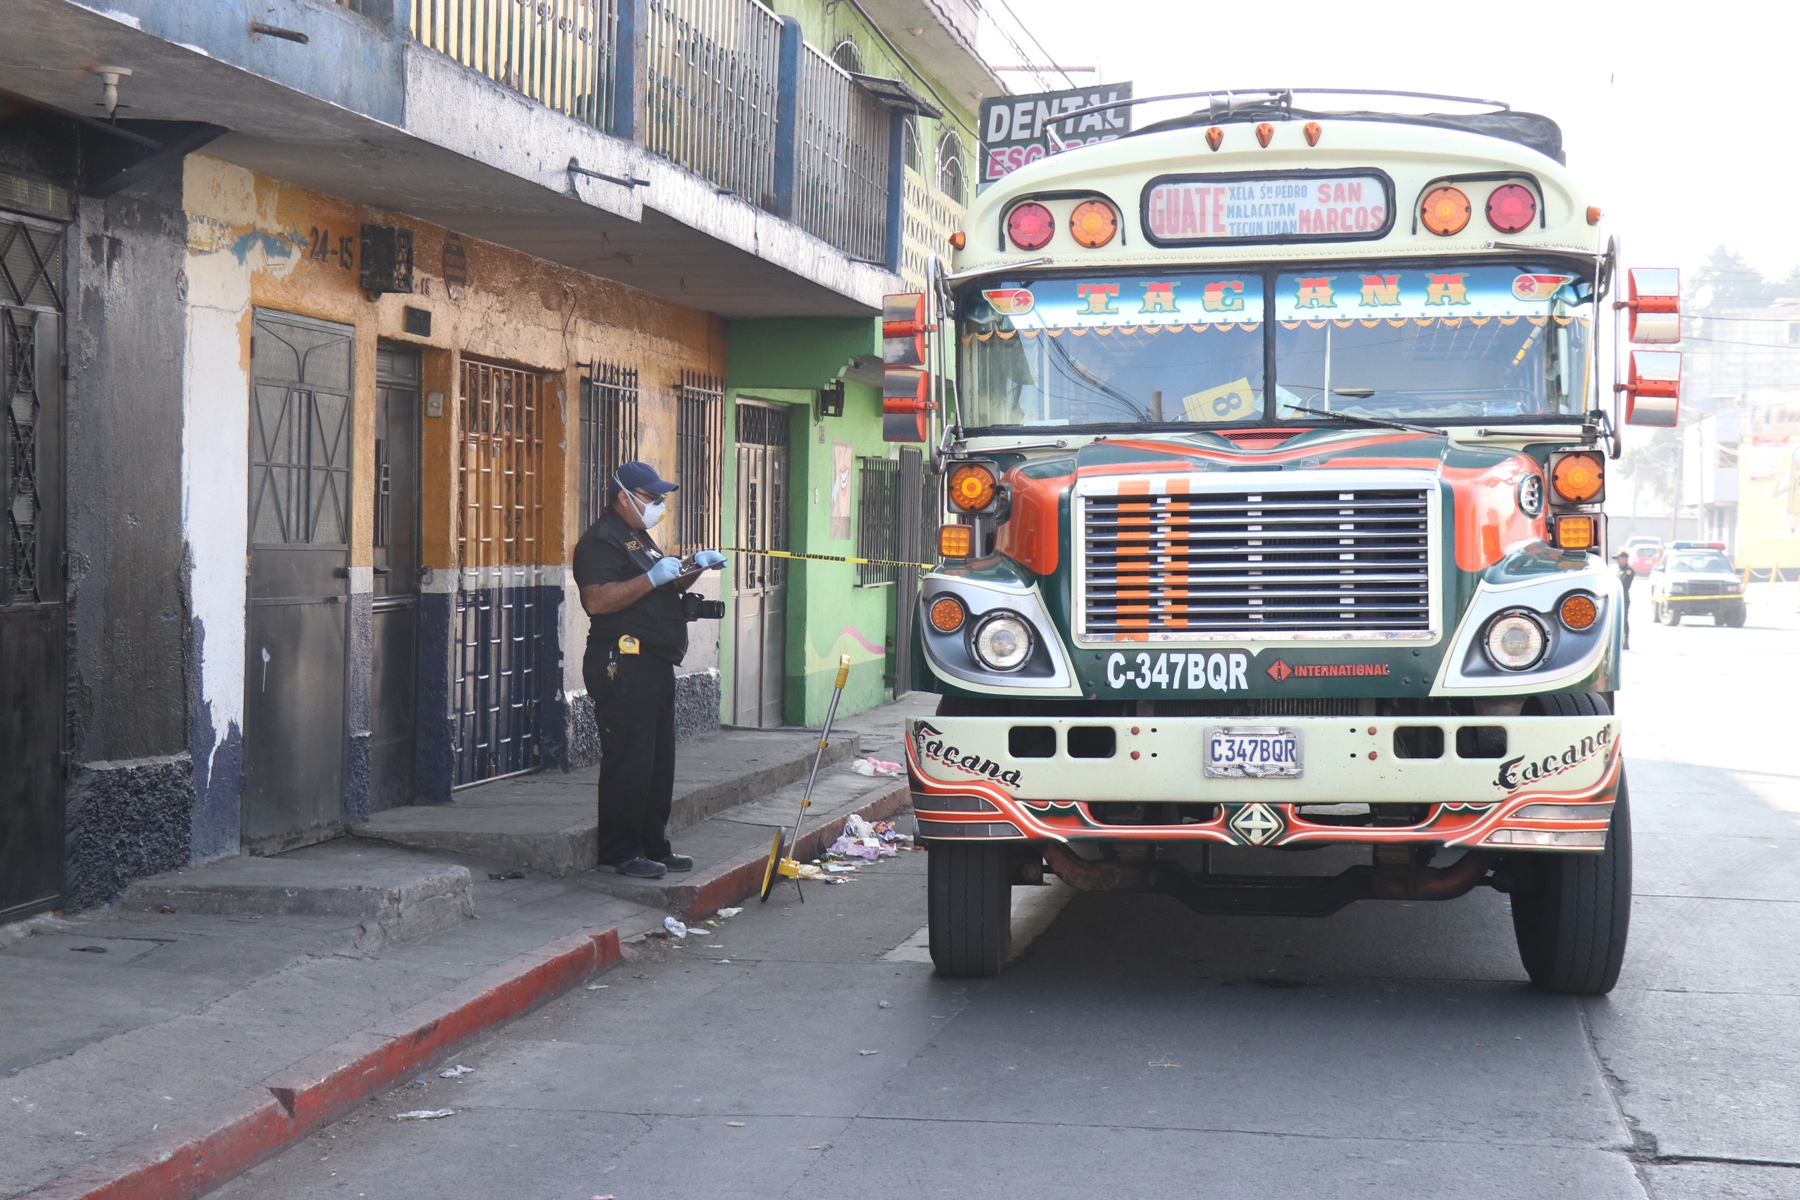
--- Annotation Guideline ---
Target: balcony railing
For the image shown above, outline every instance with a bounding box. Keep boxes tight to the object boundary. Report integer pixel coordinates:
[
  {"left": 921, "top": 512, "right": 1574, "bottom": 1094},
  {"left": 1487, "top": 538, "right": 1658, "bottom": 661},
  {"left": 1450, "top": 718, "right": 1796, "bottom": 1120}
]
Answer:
[
  {"left": 642, "top": 0, "right": 781, "bottom": 206},
  {"left": 411, "top": 0, "right": 966, "bottom": 272},
  {"left": 793, "top": 44, "right": 889, "bottom": 263},
  {"left": 413, "top": 0, "right": 620, "bottom": 131}
]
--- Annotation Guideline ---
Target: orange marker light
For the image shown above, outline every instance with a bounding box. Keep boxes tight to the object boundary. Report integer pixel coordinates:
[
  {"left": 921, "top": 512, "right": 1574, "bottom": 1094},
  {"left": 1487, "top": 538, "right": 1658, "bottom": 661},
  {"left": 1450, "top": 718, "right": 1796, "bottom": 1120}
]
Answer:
[
  {"left": 1303, "top": 121, "right": 1321, "bottom": 146},
  {"left": 1586, "top": 205, "right": 1603, "bottom": 226},
  {"left": 1069, "top": 199, "right": 1118, "bottom": 248},
  {"left": 1551, "top": 452, "right": 1605, "bottom": 502},
  {"left": 947, "top": 463, "right": 998, "bottom": 511},
  {"left": 948, "top": 230, "right": 966, "bottom": 250},
  {"left": 1420, "top": 186, "right": 1472, "bottom": 236},
  {"left": 1559, "top": 593, "right": 1598, "bottom": 630},
  {"left": 1205, "top": 126, "right": 1224, "bottom": 151},
  {"left": 1555, "top": 515, "right": 1596, "bottom": 551},
  {"left": 928, "top": 595, "right": 966, "bottom": 633},
  {"left": 939, "top": 524, "right": 973, "bottom": 559},
  {"left": 1255, "top": 122, "right": 1274, "bottom": 147}
]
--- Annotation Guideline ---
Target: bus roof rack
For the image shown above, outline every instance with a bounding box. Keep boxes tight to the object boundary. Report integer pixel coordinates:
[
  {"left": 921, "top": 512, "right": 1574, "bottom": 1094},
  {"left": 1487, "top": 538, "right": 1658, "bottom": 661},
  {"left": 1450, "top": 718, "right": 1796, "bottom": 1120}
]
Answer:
[{"left": 1053, "top": 88, "right": 1564, "bottom": 165}]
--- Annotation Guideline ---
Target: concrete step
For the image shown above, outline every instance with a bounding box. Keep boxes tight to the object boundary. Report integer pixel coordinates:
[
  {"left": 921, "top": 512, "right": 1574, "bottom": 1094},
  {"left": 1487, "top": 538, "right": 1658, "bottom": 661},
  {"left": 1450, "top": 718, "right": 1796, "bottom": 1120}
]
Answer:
[
  {"left": 583, "top": 766, "right": 912, "bottom": 917},
  {"left": 350, "top": 726, "right": 861, "bottom": 877},
  {"left": 120, "top": 841, "right": 475, "bottom": 951}
]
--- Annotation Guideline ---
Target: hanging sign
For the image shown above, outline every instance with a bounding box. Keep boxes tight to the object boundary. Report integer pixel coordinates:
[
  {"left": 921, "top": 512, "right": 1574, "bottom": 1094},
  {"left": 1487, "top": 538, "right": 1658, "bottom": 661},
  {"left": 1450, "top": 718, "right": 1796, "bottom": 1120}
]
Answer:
[{"left": 979, "top": 83, "right": 1133, "bottom": 188}]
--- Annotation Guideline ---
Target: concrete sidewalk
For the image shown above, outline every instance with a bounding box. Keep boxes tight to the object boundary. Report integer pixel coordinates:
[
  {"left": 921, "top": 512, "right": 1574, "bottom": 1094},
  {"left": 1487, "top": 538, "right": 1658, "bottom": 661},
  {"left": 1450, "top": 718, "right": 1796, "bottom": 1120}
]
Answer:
[{"left": 0, "top": 694, "right": 933, "bottom": 1200}]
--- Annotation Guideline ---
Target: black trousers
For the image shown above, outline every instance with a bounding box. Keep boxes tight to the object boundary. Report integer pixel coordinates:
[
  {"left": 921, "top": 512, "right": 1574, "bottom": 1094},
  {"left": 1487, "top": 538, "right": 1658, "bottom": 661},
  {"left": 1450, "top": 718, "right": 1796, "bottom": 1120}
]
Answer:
[{"left": 588, "top": 651, "right": 677, "bottom": 866}]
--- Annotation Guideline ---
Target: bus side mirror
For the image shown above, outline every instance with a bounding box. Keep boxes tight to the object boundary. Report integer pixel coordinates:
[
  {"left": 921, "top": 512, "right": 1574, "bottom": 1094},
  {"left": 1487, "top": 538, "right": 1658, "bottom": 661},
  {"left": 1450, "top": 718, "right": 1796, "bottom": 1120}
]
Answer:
[
  {"left": 1620, "top": 350, "right": 1681, "bottom": 427},
  {"left": 1621, "top": 267, "right": 1680, "bottom": 343},
  {"left": 882, "top": 292, "right": 932, "bottom": 442}
]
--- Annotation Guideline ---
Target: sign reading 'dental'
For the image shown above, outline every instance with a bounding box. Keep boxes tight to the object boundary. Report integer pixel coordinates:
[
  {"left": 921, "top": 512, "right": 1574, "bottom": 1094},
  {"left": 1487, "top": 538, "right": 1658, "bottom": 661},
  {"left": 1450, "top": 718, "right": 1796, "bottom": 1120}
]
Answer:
[
  {"left": 980, "top": 83, "right": 1132, "bottom": 187},
  {"left": 1146, "top": 174, "right": 1391, "bottom": 243}
]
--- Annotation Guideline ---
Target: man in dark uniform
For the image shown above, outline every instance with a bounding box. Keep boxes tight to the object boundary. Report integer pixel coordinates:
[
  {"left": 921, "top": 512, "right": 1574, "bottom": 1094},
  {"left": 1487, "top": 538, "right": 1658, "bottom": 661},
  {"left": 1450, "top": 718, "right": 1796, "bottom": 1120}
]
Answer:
[
  {"left": 573, "top": 461, "right": 725, "bottom": 878},
  {"left": 1615, "top": 550, "right": 1634, "bottom": 649}
]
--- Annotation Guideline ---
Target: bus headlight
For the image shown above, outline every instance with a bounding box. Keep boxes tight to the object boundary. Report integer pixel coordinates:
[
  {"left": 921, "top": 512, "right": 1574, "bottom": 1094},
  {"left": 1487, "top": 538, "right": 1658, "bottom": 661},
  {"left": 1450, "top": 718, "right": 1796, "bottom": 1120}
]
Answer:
[
  {"left": 972, "top": 612, "right": 1034, "bottom": 672},
  {"left": 1484, "top": 610, "right": 1547, "bottom": 671}
]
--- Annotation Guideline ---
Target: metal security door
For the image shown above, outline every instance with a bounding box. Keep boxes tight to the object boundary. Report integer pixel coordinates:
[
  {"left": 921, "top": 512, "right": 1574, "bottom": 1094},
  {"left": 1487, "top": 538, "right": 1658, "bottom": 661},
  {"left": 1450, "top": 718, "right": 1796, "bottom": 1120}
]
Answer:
[
  {"left": 732, "top": 401, "right": 789, "bottom": 728},
  {"left": 244, "top": 310, "right": 353, "bottom": 852},
  {"left": 893, "top": 446, "right": 927, "bottom": 695},
  {"left": 0, "top": 212, "right": 66, "bottom": 919},
  {"left": 370, "top": 348, "right": 421, "bottom": 811},
  {"left": 454, "top": 358, "right": 547, "bottom": 784}
]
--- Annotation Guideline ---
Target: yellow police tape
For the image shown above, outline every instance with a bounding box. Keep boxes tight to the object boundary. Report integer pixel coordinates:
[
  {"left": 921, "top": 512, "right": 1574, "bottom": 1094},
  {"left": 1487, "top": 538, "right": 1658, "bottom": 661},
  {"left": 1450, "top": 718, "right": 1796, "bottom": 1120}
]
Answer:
[{"left": 719, "top": 546, "right": 936, "bottom": 571}]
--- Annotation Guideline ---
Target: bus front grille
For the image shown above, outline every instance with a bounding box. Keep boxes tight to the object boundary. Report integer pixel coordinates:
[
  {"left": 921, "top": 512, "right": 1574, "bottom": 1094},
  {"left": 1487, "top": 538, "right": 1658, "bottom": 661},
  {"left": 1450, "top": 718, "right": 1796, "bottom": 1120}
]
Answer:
[{"left": 1080, "top": 485, "right": 1432, "bottom": 637}]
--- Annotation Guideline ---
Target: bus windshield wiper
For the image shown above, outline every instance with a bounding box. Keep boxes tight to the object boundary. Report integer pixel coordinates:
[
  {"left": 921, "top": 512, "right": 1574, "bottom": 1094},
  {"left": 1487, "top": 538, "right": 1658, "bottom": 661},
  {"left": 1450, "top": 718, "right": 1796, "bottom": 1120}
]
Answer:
[{"left": 1282, "top": 404, "right": 1446, "bottom": 436}]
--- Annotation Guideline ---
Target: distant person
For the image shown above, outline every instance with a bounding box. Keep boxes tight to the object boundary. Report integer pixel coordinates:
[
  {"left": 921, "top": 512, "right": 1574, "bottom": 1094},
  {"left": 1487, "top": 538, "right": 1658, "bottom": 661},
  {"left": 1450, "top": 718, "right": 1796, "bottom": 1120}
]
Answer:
[
  {"left": 573, "top": 461, "right": 726, "bottom": 878},
  {"left": 1615, "top": 550, "right": 1634, "bottom": 649}
]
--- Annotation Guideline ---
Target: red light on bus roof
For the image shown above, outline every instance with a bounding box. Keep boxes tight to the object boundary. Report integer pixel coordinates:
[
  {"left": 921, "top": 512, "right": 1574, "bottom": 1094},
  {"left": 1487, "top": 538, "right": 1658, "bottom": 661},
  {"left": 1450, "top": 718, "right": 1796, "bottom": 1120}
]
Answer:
[
  {"left": 1006, "top": 202, "right": 1054, "bottom": 251},
  {"left": 1486, "top": 184, "right": 1537, "bottom": 234},
  {"left": 1420, "top": 186, "right": 1471, "bottom": 236}
]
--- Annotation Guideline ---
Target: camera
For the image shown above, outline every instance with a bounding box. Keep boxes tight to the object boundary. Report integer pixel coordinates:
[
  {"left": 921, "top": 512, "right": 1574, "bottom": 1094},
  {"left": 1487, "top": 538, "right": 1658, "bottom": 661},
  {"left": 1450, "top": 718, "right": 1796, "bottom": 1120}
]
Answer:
[{"left": 681, "top": 592, "right": 725, "bottom": 622}]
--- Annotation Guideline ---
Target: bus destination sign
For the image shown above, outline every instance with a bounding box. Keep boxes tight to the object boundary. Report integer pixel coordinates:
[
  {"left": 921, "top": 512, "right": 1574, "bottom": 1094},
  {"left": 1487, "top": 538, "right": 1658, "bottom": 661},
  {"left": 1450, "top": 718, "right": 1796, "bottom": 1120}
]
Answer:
[{"left": 1145, "top": 174, "right": 1392, "bottom": 244}]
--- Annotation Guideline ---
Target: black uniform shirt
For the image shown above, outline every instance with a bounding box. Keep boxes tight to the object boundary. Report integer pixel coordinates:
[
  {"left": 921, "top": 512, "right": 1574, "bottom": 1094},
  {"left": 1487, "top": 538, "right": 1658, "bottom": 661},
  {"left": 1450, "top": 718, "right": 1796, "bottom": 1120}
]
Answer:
[
  {"left": 1616, "top": 561, "right": 1634, "bottom": 596},
  {"left": 572, "top": 510, "right": 688, "bottom": 666}
]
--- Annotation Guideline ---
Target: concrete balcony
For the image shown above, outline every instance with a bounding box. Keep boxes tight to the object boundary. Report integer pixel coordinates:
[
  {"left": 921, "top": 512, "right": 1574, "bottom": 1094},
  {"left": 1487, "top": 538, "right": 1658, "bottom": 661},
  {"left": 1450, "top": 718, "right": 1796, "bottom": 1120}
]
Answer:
[{"left": 4, "top": 0, "right": 947, "bottom": 316}]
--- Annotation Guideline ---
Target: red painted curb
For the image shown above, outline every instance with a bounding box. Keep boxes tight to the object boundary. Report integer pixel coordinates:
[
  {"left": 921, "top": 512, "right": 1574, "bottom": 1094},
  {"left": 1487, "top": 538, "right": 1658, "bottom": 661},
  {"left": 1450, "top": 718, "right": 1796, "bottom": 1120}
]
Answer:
[
  {"left": 23, "top": 926, "right": 621, "bottom": 1200},
  {"left": 676, "top": 778, "right": 910, "bottom": 918}
]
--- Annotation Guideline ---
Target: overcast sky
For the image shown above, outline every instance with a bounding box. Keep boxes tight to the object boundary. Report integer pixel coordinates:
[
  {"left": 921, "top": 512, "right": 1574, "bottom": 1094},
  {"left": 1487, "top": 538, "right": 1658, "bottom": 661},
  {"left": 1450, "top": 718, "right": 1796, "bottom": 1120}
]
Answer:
[{"left": 982, "top": 0, "right": 1800, "bottom": 287}]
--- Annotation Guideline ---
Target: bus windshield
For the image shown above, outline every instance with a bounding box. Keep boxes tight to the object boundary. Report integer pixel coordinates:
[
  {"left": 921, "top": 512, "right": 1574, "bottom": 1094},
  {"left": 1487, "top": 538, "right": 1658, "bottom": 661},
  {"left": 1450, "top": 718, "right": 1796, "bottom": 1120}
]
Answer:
[{"left": 957, "top": 263, "right": 1593, "bottom": 431}]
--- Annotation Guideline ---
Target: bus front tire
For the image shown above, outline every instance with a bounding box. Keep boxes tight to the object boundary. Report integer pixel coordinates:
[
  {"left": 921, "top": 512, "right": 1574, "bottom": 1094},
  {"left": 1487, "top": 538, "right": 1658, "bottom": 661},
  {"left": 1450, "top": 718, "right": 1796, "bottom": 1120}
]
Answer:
[
  {"left": 1510, "top": 772, "right": 1633, "bottom": 996},
  {"left": 928, "top": 842, "right": 1012, "bottom": 978}
]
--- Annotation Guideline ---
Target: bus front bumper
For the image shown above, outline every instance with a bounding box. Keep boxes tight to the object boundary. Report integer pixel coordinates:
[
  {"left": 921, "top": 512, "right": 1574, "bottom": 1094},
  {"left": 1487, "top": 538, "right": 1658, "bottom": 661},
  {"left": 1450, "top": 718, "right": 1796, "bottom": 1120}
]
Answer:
[{"left": 907, "top": 713, "right": 1621, "bottom": 853}]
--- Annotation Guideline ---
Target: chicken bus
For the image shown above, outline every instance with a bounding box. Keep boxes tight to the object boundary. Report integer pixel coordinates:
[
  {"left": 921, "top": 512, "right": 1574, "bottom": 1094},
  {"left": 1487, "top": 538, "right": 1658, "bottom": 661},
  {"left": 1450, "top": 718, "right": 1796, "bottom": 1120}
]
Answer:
[{"left": 880, "top": 89, "right": 1684, "bottom": 994}]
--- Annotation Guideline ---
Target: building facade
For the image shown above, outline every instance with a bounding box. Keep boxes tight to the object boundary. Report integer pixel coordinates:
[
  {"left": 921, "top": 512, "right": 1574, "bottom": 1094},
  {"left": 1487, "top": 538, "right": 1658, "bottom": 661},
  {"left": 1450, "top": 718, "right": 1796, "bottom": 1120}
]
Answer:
[{"left": 0, "top": 0, "right": 999, "bottom": 918}]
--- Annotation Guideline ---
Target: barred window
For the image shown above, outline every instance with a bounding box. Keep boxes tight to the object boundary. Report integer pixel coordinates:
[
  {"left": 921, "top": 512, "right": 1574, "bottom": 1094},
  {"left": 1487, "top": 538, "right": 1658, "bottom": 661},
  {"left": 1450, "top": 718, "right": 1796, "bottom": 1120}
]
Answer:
[
  {"left": 579, "top": 361, "right": 639, "bottom": 532},
  {"left": 856, "top": 455, "right": 901, "bottom": 586},
  {"left": 673, "top": 370, "right": 724, "bottom": 556}
]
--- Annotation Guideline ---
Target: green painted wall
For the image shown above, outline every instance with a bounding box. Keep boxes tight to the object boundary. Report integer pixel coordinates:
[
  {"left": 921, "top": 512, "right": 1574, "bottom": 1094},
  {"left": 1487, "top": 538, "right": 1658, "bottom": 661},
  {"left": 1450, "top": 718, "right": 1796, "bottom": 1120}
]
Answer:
[
  {"left": 723, "top": 319, "right": 899, "bottom": 728},
  {"left": 781, "top": 379, "right": 898, "bottom": 726},
  {"left": 714, "top": 0, "right": 989, "bottom": 727}
]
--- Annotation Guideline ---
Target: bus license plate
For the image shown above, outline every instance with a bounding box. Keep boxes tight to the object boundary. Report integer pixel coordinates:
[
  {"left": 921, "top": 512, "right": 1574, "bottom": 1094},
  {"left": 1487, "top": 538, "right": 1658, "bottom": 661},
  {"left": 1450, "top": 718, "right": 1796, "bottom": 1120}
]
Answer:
[{"left": 1204, "top": 726, "right": 1304, "bottom": 779}]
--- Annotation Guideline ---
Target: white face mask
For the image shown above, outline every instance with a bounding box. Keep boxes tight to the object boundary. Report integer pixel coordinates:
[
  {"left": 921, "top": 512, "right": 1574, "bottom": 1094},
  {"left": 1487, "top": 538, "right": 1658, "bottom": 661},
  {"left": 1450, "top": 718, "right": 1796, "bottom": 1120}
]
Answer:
[{"left": 623, "top": 486, "right": 665, "bottom": 530}]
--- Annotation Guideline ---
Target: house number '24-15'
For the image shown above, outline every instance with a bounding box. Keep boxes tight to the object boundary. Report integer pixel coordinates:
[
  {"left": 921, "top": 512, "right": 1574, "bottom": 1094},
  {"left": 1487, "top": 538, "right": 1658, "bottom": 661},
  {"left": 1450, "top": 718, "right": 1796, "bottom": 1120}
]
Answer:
[{"left": 1106, "top": 650, "right": 1249, "bottom": 692}]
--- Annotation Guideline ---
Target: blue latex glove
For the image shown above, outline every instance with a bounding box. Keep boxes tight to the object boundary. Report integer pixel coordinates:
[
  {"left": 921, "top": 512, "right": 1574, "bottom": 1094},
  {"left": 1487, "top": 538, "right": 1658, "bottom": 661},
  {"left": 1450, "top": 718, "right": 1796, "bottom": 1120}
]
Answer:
[
  {"left": 692, "top": 550, "right": 727, "bottom": 571},
  {"left": 646, "top": 556, "right": 684, "bottom": 587}
]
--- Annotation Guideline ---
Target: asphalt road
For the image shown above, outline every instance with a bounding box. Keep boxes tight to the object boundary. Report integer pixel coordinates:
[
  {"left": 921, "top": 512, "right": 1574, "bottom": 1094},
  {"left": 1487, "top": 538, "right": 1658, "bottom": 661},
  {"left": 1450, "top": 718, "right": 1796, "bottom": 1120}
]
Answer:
[{"left": 214, "top": 586, "right": 1800, "bottom": 1200}]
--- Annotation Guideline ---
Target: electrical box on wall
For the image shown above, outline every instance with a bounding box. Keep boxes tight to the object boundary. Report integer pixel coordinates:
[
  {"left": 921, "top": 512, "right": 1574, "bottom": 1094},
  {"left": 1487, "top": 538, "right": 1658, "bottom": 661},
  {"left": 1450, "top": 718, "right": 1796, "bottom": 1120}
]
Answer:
[
  {"left": 818, "top": 380, "right": 845, "bottom": 420},
  {"left": 360, "top": 224, "right": 414, "bottom": 294}
]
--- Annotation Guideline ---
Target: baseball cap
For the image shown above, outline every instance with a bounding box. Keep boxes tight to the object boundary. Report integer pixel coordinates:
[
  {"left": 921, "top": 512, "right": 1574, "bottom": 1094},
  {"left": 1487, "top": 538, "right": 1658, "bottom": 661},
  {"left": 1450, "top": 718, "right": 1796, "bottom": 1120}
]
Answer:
[
  {"left": 615, "top": 461, "right": 678, "bottom": 495},
  {"left": 1614, "top": 550, "right": 1629, "bottom": 558}
]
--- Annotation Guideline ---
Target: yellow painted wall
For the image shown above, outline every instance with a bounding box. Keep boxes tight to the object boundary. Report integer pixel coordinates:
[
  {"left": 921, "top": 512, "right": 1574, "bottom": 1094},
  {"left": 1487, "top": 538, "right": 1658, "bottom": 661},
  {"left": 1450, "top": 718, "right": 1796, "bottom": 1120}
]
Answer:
[
  {"left": 181, "top": 153, "right": 725, "bottom": 578},
  {"left": 1738, "top": 430, "right": 1800, "bottom": 570}
]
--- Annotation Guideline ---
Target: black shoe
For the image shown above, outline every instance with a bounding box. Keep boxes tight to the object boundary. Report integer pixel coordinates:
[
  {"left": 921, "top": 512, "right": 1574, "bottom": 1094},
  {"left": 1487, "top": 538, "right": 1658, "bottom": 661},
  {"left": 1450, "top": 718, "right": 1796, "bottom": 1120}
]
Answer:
[
  {"left": 614, "top": 856, "right": 667, "bottom": 879},
  {"left": 660, "top": 853, "right": 694, "bottom": 872}
]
